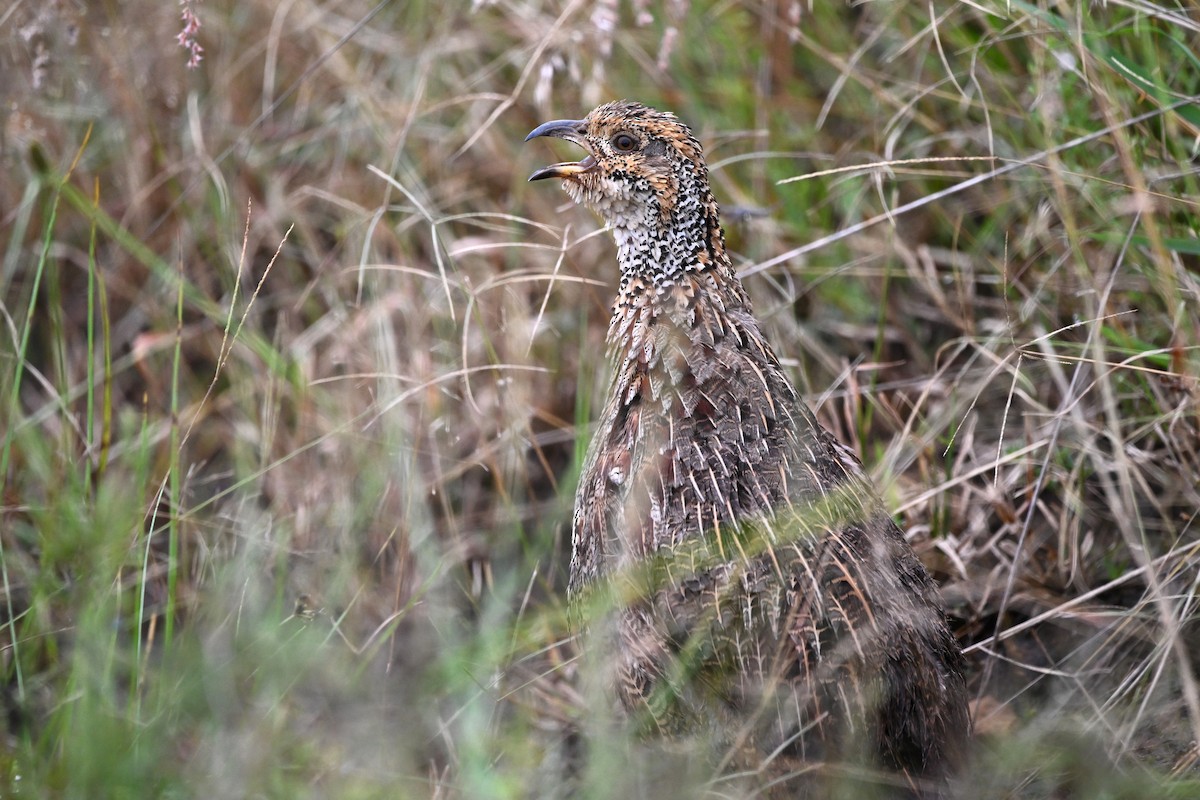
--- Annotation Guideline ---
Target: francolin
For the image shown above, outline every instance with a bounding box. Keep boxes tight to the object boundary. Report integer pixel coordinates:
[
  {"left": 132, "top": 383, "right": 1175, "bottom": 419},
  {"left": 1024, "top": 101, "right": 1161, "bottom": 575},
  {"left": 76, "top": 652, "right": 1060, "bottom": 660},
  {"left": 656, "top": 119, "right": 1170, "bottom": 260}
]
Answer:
[{"left": 527, "top": 100, "right": 969, "bottom": 796}]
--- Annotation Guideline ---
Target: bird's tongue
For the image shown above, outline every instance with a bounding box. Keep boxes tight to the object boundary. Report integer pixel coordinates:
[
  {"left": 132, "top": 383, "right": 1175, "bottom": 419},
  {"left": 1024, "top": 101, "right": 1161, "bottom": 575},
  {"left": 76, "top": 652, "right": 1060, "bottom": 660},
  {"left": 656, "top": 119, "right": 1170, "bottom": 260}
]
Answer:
[{"left": 528, "top": 154, "right": 598, "bottom": 182}]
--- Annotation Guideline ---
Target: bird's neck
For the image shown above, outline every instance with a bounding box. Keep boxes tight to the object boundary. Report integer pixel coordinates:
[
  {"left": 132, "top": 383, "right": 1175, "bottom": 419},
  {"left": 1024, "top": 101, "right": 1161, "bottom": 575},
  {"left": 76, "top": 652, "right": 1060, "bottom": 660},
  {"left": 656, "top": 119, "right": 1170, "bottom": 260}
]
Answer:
[
  {"left": 605, "top": 181, "right": 755, "bottom": 366},
  {"left": 610, "top": 184, "right": 740, "bottom": 307}
]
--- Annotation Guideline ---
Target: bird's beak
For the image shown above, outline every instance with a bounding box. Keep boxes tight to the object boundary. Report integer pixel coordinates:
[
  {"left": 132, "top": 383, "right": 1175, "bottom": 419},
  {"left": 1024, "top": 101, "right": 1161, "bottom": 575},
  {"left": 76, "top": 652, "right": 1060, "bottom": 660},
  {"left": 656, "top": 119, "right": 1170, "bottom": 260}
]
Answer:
[{"left": 525, "top": 118, "right": 597, "bottom": 182}]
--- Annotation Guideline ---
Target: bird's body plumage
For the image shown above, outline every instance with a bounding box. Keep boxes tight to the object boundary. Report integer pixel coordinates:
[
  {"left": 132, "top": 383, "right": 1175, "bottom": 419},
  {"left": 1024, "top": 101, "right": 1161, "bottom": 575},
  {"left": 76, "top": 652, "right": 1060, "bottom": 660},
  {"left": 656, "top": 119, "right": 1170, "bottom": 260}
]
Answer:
[{"left": 528, "top": 100, "right": 969, "bottom": 795}]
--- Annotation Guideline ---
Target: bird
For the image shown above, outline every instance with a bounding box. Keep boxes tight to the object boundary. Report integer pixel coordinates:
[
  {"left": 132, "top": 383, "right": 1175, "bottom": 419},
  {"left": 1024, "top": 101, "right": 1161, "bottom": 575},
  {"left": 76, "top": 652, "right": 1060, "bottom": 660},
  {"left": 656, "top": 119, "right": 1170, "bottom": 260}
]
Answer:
[{"left": 526, "top": 100, "right": 969, "bottom": 797}]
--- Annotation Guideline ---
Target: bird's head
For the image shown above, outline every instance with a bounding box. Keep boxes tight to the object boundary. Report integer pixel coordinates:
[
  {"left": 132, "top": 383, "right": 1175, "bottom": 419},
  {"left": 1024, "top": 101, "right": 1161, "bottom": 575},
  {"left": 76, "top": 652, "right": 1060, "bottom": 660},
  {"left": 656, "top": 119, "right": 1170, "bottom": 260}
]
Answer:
[{"left": 526, "top": 100, "right": 715, "bottom": 238}]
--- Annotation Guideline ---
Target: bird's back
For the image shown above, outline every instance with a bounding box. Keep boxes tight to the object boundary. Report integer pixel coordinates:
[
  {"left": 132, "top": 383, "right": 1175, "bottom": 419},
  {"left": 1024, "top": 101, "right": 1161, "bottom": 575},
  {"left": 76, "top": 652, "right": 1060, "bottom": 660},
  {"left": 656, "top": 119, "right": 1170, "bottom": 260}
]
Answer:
[{"left": 571, "top": 264, "right": 968, "bottom": 788}]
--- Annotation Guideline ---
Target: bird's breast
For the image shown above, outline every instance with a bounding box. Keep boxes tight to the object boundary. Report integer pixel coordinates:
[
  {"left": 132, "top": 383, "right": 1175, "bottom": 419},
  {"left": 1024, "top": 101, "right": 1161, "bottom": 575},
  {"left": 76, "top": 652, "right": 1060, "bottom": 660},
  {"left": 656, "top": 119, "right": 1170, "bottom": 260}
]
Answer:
[{"left": 573, "top": 283, "right": 802, "bottom": 582}]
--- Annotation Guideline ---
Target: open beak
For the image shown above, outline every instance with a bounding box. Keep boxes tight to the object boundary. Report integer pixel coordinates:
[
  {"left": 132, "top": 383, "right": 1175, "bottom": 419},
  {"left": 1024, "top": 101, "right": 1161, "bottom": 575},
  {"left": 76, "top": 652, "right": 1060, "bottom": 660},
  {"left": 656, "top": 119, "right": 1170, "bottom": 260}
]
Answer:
[{"left": 525, "top": 118, "right": 597, "bottom": 182}]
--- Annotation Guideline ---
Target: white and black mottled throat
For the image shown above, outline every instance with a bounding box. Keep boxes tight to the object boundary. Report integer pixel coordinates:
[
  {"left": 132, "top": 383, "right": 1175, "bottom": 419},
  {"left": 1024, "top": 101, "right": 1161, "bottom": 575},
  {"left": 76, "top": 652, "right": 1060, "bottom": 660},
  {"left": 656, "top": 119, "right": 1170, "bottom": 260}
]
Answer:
[{"left": 610, "top": 162, "right": 729, "bottom": 294}]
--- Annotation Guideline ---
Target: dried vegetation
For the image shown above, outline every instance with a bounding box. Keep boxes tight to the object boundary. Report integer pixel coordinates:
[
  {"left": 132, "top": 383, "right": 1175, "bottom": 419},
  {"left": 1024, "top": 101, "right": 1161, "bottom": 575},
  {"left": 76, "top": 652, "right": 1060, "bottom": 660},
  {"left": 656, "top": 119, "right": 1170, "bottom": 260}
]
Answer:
[{"left": 1, "top": 0, "right": 1199, "bottom": 796}]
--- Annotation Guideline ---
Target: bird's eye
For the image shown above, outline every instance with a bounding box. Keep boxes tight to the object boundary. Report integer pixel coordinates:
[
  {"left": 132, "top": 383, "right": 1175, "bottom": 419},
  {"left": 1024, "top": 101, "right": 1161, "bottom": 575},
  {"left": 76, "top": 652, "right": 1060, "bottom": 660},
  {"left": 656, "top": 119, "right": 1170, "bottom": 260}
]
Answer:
[{"left": 611, "top": 133, "right": 637, "bottom": 152}]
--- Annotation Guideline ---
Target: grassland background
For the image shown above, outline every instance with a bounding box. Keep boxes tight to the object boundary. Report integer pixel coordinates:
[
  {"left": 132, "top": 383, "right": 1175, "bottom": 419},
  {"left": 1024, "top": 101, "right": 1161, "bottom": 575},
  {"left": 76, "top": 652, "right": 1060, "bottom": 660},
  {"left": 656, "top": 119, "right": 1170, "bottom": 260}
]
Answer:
[{"left": 2, "top": 0, "right": 1199, "bottom": 797}]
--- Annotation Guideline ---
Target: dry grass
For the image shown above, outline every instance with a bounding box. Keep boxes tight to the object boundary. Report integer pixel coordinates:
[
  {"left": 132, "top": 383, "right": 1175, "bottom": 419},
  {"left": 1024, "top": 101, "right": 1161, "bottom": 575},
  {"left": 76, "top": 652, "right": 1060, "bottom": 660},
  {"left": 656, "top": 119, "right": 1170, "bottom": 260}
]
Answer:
[{"left": 2, "top": 0, "right": 1199, "bottom": 796}]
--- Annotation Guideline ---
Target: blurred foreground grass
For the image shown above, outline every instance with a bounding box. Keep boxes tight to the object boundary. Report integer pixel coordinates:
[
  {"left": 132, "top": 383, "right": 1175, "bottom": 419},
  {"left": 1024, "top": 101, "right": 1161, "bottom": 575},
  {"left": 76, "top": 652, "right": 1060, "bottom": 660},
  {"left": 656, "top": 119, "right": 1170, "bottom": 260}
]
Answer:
[{"left": 2, "top": 0, "right": 1199, "bottom": 796}]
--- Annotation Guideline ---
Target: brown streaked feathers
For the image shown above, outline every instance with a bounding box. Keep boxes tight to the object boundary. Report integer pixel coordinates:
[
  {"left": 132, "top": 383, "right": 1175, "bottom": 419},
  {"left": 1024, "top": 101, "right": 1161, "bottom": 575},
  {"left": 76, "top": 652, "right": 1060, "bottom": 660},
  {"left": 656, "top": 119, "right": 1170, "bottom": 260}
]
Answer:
[{"left": 527, "top": 100, "right": 969, "bottom": 795}]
